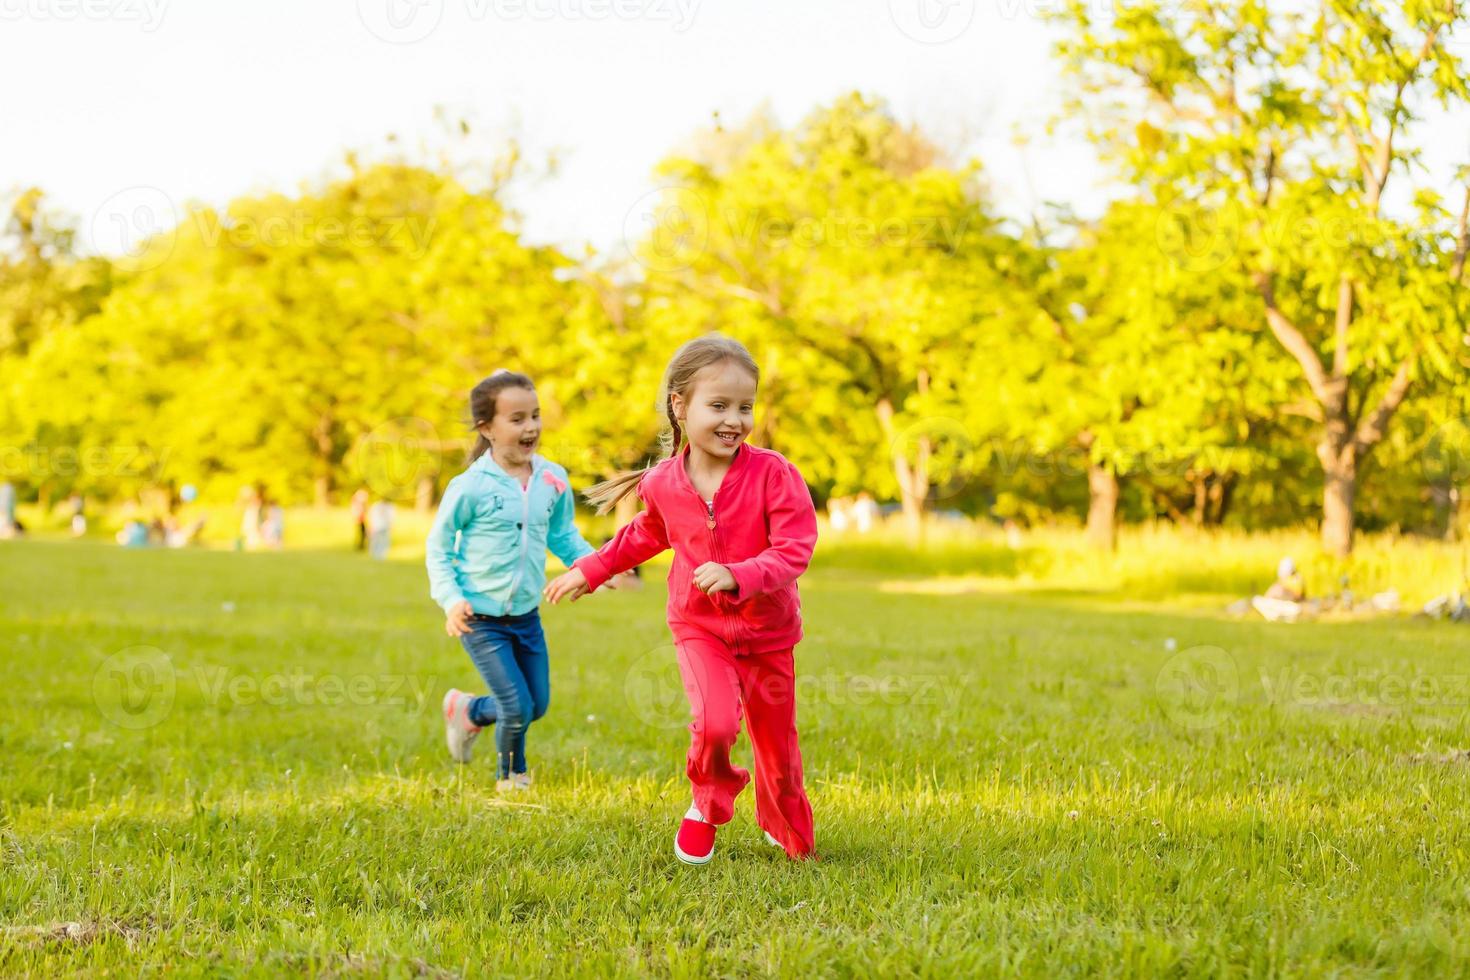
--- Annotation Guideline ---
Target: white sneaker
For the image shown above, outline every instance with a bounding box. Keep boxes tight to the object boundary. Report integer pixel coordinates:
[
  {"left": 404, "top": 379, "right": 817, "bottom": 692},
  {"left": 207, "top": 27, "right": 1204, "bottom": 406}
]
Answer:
[
  {"left": 763, "top": 830, "right": 782, "bottom": 849},
  {"left": 496, "top": 772, "right": 532, "bottom": 792},
  {"left": 442, "top": 689, "right": 481, "bottom": 764}
]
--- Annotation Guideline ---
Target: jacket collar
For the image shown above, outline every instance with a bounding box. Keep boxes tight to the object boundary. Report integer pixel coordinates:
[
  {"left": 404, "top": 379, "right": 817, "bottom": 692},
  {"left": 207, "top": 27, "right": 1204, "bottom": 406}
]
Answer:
[
  {"left": 671, "top": 441, "right": 751, "bottom": 496},
  {"left": 474, "top": 451, "right": 544, "bottom": 486}
]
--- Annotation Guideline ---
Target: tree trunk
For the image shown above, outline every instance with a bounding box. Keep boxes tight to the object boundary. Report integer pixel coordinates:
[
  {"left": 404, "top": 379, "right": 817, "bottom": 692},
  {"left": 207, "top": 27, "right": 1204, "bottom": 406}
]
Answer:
[
  {"left": 1086, "top": 463, "right": 1119, "bottom": 551},
  {"left": 312, "top": 410, "right": 335, "bottom": 507},
  {"left": 1208, "top": 473, "right": 1236, "bottom": 526},
  {"left": 874, "top": 395, "right": 929, "bottom": 544},
  {"left": 1318, "top": 433, "right": 1357, "bottom": 558},
  {"left": 416, "top": 475, "right": 435, "bottom": 513}
]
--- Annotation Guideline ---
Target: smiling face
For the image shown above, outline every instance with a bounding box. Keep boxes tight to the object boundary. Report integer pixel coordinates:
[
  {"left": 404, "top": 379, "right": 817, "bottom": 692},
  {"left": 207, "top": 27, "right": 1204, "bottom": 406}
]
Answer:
[
  {"left": 478, "top": 385, "right": 541, "bottom": 469},
  {"left": 672, "top": 359, "right": 758, "bottom": 462}
]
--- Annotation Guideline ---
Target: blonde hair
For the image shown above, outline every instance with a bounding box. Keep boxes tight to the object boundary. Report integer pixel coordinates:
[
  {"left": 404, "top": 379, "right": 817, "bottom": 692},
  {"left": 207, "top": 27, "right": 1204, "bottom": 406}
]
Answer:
[{"left": 584, "top": 334, "right": 759, "bottom": 515}]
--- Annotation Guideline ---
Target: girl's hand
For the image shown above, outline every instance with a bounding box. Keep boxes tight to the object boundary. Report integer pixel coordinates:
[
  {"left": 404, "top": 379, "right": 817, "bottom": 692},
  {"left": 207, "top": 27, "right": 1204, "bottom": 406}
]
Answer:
[
  {"left": 445, "top": 600, "right": 474, "bottom": 637},
  {"left": 693, "top": 562, "right": 737, "bottom": 595},
  {"left": 544, "top": 567, "right": 590, "bottom": 604}
]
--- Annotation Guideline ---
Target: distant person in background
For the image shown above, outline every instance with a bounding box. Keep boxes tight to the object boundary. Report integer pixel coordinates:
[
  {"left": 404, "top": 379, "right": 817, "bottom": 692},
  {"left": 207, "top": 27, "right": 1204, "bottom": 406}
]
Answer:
[
  {"left": 1266, "top": 557, "right": 1305, "bottom": 602},
  {"left": 826, "top": 495, "right": 852, "bottom": 532},
  {"left": 164, "top": 514, "right": 207, "bottom": 548},
  {"left": 852, "top": 491, "right": 879, "bottom": 533},
  {"left": 262, "top": 496, "right": 285, "bottom": 550},
  {"left": 0, "top": 481, "right": 16, "bottom": 539},
  {"left": 351, "top": 486, "right": 370, "bottom": 551},
  {"left": 68, "top": 493, "right": 87, "bottom": 537},
  {"left": 239, "top": 485, "right": 264, "bottom": 550},
  {"left": 1003, "top": 518, "right": 1024, "bottom": 550},
  {"left": 1252, "top": 556, "right": 1306, "bottom": 623},
  {"left": 368, "top": 499, "right": 394, "bottom": 559},
  {"left": 116, "top": 518, "right": 149, "bottom": 548}
]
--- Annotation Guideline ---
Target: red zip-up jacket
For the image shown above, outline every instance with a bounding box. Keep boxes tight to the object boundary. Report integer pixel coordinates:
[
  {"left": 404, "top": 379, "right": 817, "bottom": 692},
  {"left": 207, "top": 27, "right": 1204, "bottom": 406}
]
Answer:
[{"left": 574, "top": 444, "right": 818, "bottom": 654}]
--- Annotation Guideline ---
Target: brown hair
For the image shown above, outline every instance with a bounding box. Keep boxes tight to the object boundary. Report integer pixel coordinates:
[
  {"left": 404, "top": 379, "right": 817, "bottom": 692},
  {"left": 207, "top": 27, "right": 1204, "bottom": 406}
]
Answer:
[
  {"left": 467, "top": 369, "right": 536, "bottom": 464},
  {"left": 584, "top": 334, "right": 759, "bottom": 514}
]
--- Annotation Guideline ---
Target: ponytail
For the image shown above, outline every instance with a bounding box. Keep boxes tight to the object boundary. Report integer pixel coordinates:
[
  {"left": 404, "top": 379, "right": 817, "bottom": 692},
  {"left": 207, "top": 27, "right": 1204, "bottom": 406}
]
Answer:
[{"left": 467, "top": 433, "right": 493, "bottom": 465}]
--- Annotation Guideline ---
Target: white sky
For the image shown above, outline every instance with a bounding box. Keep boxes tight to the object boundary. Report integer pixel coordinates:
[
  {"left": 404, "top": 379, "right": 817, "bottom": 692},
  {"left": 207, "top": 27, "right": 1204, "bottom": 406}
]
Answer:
[{"left": 2, "top": 0, "right": 1467, "bottom": 261}]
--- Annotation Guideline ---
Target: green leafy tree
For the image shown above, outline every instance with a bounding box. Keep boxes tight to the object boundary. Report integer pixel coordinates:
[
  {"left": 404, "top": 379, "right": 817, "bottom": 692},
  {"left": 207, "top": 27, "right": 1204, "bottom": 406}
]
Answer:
[
  {"left": 0, "top": 189, "right": 115, "bottom": 504},
  {"left": 989, "top": 201, "right": 1276, "bottom": 548},
  {"left": 1053, "top": 0, "right": 1470, "bottom": 554},
  {"left": 16, "top": 161, "right": 612, "bottom": 506},
  {"left": 632, "top": 95, "right": 1020, "bottom": 537}
]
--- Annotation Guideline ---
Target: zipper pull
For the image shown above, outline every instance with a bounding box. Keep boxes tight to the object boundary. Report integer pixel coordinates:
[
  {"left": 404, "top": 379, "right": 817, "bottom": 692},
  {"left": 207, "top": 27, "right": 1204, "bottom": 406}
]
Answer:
[{"left": 705, "top": 500, "right": 716, "bottom": 530}]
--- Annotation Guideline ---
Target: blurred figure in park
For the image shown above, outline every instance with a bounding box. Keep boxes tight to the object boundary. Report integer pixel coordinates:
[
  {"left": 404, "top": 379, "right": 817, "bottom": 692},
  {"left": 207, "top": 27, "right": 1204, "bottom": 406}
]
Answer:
[
  {"left": 368, "top": 498, "right": 394, "bottom": 559},
  {"left": 239, "top": 485, "right": 264, "bottom": 550},
  {"left": 1266, "top": 557, "right": 1305, "bottom": 601},
  {"left": 262, "top": 495, "right": 285, "bottom": 550},
  {"left": 852, "top": 492, "right": 879, "bottom": 533},
  {"left": 116, "top": 518, "right": 149, "bottom": 548},
  {"left": 826, "top": 495, "right": 852, "bottom": 532},
  {"left": 1003, "top": 518, "right": 1024, "bottom": 550},
  {"left": 163, "top": 514, "right": 207, "bottom": 548},
  {"left": 351, "top": 486, "right": 370, "bottom": 552},
  {"left": 0, "top": 480, "right": 16, "bottom": 539},
  {"left": 68, "top": 493, "right": 87, "bottom": 537},
  {"left": 1251, "top": 556, "right": 1305, "bottom": 622}
]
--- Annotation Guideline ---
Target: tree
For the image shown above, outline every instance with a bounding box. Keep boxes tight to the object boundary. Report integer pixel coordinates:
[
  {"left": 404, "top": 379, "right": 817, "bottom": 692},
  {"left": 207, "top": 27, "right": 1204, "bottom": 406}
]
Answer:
[
  {"left": 14, "top": 161, "right": 608, "bottom": 505},
  {"left": 989, "top": 201, "right": 1275, "bottom": 549},
  {"left": 0, "top": 189, "right": 115, "bottom": 505},
  {"left": 632, "top": 94, "right": 1019, "bottom": 538},
  {"left": 1053, "top": 0, "right": 1470, "bottom": 554}
]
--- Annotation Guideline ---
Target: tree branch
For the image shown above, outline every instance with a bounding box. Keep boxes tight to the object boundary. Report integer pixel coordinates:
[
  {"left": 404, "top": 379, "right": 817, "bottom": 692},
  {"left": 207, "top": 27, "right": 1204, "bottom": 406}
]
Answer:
[
  {"left": 1353, "top": 353, "right": 1416, "bottom": 453},
  {"left": 1332, "top": 276, "right": 1353, "bottom": 379},
  {"left": 1254, "top": 270, "right": 1333, "bottom": 405},
  {"left": 1366, "top": 22, "right": 1440, "bottom": 210},
  {"left": 1454, "top": 184, "right": 1469, "bottom": 283}
]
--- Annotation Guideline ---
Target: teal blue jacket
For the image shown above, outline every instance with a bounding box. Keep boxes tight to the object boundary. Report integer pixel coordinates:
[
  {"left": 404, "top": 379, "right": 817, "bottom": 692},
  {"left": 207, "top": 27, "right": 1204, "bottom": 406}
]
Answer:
[{"left": 426, "top": 453, "right": 596, "bottom": 616}]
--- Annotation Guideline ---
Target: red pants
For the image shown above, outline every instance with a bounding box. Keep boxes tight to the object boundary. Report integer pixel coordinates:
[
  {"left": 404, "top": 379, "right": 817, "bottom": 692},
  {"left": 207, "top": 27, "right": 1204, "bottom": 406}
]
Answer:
[{"left": 675, "top": 636, "right": 815, "bottom": 858}]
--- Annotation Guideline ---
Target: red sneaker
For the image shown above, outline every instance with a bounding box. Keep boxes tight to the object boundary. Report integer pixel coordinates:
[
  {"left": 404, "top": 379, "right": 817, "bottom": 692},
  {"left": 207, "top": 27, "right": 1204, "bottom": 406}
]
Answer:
[{"left": 674, "top": 805, "right": 716, "bottom": 865}]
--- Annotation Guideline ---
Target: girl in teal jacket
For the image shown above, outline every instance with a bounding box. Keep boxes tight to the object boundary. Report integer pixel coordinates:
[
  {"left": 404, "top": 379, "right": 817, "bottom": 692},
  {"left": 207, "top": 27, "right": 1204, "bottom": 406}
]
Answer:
[{"left": 427, "top": 370, "right": 596, "bottom": 789}]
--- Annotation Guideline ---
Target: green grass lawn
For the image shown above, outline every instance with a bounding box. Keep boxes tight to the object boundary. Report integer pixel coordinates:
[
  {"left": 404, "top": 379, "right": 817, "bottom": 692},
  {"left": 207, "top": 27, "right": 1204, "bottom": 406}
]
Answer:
[{"left": 4, "top": 539, "right": 1470, "bottom": 976}]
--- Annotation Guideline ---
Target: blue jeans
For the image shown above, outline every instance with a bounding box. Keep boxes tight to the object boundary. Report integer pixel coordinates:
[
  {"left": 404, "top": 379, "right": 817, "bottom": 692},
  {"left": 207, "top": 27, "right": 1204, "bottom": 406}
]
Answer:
[{"left": 459, "top": 610, "right": 550, "bottom": 778}]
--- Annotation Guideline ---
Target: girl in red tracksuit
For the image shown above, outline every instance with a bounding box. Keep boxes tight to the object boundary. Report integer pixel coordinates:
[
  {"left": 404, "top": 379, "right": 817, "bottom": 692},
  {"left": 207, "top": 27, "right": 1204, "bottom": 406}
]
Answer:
[{"left": 544, "top": 334, "right": 817, "bottom": 864}]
